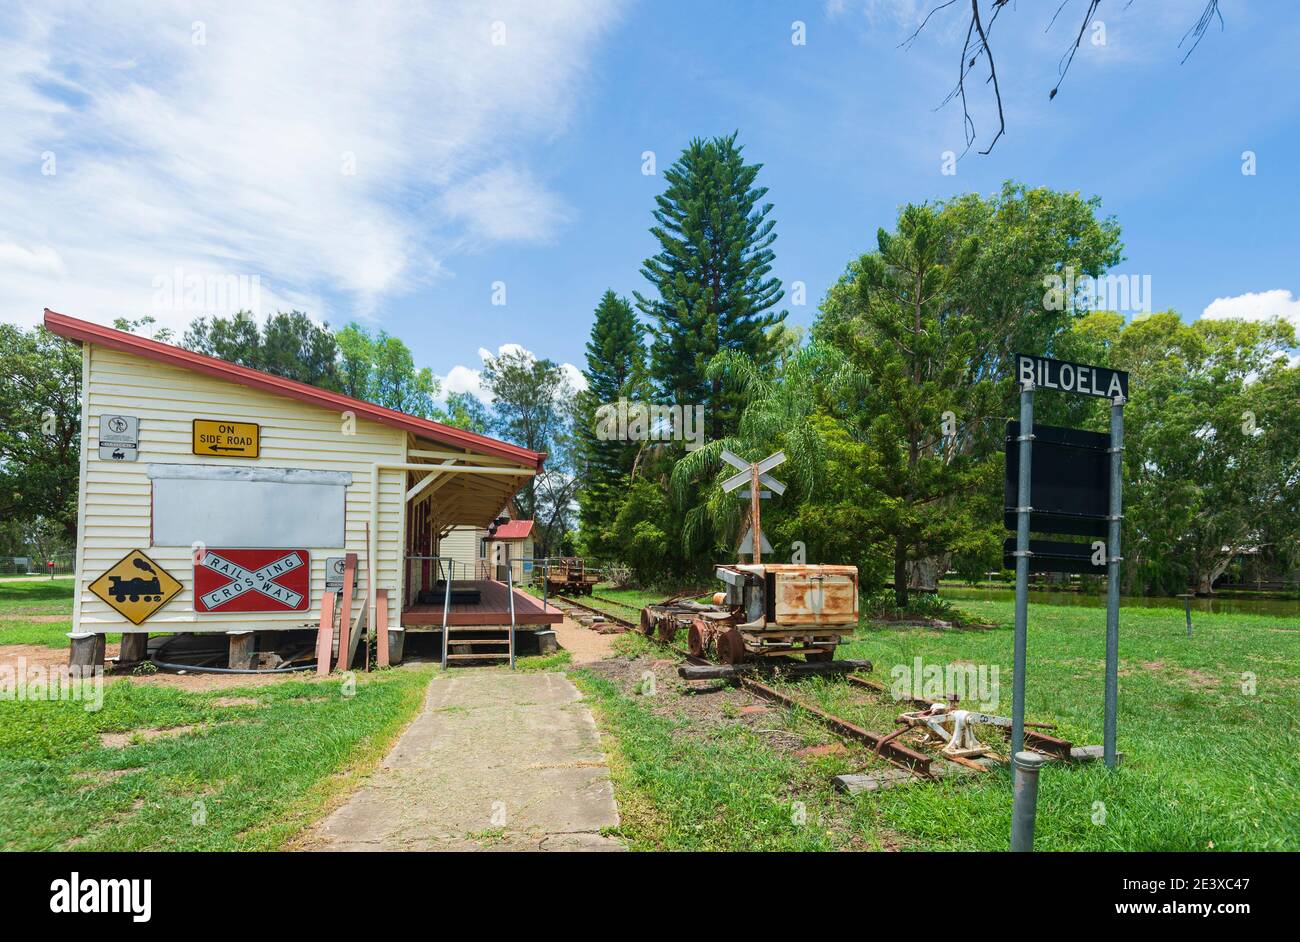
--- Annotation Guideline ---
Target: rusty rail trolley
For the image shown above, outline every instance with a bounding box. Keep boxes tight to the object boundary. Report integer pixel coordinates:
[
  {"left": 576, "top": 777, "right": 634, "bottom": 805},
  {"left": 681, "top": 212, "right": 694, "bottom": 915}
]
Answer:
[{"left": 641, "top": 563, "right": 859, "bottom": 664}]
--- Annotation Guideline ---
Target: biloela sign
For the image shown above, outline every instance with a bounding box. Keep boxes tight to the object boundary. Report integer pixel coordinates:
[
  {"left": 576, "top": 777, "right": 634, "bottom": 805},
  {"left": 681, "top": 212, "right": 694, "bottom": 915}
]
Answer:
[{"left": 1016, "top": 353, "right": 1128, "bottom": 400}]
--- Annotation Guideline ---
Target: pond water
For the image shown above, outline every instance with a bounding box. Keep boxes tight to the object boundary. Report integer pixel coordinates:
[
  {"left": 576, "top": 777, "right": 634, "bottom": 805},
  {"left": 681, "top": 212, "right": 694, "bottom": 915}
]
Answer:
[{"left": 940, "top": 586, "right": 1300, "bottom": 619}]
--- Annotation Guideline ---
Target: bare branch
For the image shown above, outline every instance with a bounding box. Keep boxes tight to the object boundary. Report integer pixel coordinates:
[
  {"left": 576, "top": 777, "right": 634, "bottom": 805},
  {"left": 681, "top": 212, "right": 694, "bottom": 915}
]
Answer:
[{"left": 905, "top": 0, "right": 1227, "bottom": 154}]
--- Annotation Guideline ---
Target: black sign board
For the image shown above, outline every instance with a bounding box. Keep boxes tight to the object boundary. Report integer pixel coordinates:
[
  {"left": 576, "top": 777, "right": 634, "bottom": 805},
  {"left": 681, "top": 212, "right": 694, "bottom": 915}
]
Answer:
[
  {"left": 1005, "top": 422, "right": 1110, "bottom": 538},
  {"left": 1016, "top": 353, "right": 1128, "bottom": 401},
  {"left": 1002, "top": 539, "right": 1107, "bottom": 575}
]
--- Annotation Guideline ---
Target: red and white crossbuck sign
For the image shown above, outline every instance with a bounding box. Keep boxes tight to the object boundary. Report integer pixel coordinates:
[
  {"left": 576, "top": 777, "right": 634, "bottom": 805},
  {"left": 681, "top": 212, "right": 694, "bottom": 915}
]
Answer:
[{"left": 194, "top": 548, "right": 311, "bottom": 613}]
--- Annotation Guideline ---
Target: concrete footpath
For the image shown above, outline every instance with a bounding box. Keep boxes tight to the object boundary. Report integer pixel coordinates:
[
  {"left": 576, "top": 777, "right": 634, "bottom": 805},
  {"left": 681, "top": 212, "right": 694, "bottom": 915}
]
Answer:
[{"left": 309, "top": 670, "right": 625, "bottom": 852}]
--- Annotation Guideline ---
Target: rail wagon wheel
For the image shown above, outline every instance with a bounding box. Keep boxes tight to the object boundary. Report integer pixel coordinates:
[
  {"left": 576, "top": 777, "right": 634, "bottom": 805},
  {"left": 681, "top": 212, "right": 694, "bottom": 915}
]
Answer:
[
  {"left": 716, "top": 626, "right": 747, "bottom": 665},
  {"left": 687, "top": 619, "right": 707, "bottom": 657},
  {"left": 803, "top": 648, "right": 833, "bottom": 663},
  {"left": 657, "top": 617, "right": 678, "bottom": 645}
]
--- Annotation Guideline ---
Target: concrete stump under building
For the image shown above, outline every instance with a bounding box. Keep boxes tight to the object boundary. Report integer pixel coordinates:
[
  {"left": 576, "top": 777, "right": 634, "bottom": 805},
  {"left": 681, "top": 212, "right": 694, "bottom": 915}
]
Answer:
[
  {"left": 119, "top": 632, "right": 149, "bottom": 667},
  {"left": 535, "top": 630, "right": 559, "bottom": 655},
  {"left": 387, "top": 627, "right": 405, "bottom": 665},
  {"left": 68, "top": 632, "right": 106, "bottom": 669},
  {"left": 228, "top": 630, "right": 255, "bottom": 670}
]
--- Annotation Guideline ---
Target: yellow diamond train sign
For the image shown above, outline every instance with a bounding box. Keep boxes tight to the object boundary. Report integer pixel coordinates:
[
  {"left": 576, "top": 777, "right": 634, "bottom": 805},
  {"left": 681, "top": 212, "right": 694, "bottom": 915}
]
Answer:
[{"left": 87, "top": 550, "right": 183, "bottom": 625}]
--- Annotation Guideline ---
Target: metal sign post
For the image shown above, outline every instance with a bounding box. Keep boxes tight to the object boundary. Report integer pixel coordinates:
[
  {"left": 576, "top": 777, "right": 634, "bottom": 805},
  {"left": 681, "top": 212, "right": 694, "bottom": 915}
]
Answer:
[
  {"left": 1011, "top": 381, "right": 1034, "bottom": 760},
  {"left": 1104, "top": 395, "right": 1125, "bottom": 769},
  {"left": 1005, "top": 354, "right": 1129, "bottom": 778}
]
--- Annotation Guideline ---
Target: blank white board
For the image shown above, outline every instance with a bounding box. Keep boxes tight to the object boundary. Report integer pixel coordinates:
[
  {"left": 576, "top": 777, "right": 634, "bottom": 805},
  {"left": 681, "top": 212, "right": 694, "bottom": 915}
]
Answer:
[{"left": 148, "top": 464, "right": 350, "bottom": 548}]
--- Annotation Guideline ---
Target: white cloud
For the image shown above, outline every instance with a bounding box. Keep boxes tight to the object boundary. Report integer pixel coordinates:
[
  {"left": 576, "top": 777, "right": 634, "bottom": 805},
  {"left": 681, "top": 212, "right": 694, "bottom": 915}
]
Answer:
[
  {"left": 1202, "top": 289, "right": 1300, "bottom": 330},
  {"left": 443, "top": 364, "right": 491, "bottom": 402},
  {"left": 441, "top": 165, "right": 571, "bottom": 243},
  {"left": 0, "top": 1, "right": 622, "bottom": 330},
  {"left": 0, "top": 241, "right": 65, "bottom": 276}
]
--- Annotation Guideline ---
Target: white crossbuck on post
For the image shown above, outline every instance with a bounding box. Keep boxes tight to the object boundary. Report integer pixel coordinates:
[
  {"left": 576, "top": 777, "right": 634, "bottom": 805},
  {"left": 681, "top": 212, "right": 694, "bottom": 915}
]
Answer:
[{"left": 720, "top": 449, "right": 786, "bottom": 562}]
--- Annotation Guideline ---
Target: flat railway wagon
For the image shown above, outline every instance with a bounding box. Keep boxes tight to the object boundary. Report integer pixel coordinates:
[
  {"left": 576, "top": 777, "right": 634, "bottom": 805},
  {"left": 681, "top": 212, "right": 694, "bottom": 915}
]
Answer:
[{"left": 543, "top": 558, "right": 601, "bottom": 596}]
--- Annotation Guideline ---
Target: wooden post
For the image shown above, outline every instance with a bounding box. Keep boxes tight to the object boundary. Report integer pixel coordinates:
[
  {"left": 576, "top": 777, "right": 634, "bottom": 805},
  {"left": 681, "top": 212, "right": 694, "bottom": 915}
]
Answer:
[
  {"left": 68, "top": 632, "right": 105, "bottom": 669},
  {"left": 316, "top": 590, "right": 336, "bottom": 676},
  {"left": 376, "top": 589, "right": 390, "bottom": 667},
  {"left": 336, "top": 552, "right": 357, "bottom": 671},
  {"left": 750, "top": 464, "right": 762, "bottom": 564},
  {"left": 118, "top": 632, "right": 149, "bottom": 667},
  {"left": 227, "top": 630, "right": 254, "bottom": 670}
]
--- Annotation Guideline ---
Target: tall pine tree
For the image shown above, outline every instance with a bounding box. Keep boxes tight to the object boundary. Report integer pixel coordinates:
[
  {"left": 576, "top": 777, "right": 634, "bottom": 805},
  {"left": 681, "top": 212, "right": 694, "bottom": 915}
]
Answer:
[
  {"left": 635, "top": 133, "right": 786, "bottom": 440},
  {"left": 576, "top": 290, "right": 645, "bottom": 558}
]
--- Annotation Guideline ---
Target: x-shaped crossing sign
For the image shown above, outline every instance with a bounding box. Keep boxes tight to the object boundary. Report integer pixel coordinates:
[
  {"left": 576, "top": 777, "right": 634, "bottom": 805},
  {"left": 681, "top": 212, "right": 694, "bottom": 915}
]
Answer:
[
  {"left": 719, "top": 449, "right": 786, "bottom": 562},
  {"left": 195, "top": 549, "right": 311, "bottom": 613}
]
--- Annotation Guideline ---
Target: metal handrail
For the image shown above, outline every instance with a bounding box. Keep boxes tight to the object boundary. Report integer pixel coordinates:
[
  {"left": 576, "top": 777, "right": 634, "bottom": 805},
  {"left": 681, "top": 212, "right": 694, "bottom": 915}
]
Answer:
[
  {"left": 506, "top": 558, "right": 517, "bottom": 669},
  {"left": 440, "top": 558, "right": 453, "bottom": 669}
]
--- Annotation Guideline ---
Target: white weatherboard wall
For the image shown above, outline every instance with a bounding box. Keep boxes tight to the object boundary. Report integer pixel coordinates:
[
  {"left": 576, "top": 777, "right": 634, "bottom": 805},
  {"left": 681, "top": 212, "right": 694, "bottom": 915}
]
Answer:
[
  {"left": 76, "top": 344, "right": 407, "bottom": 632},
  {"left": 440, "top": 525, "right": 485, "bottom": 579}
]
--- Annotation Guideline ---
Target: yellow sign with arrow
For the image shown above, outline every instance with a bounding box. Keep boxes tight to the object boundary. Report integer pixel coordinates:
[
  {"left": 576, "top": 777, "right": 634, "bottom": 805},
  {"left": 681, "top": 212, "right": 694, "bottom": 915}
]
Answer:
[{"left": 193, "top": 419, "right": 260, "bottom": 458}]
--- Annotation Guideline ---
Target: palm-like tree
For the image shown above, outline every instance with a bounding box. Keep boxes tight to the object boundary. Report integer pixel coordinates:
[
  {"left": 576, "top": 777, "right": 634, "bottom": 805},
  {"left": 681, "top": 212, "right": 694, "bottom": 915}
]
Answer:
[{"left": 671, "top": 342, "right": 865, "bottom": 559}]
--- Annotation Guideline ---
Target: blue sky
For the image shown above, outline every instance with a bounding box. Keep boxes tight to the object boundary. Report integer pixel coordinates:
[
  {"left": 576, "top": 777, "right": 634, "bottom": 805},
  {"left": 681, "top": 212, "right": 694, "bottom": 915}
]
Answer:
[{"left": 4, "top": 1, "right": 1298, "bottom": 398}]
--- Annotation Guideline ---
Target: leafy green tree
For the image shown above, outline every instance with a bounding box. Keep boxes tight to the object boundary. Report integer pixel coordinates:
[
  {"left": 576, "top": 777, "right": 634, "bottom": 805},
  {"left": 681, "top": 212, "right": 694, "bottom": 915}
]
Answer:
[
  {"left": 815, "top": 185, "right": 1124, "bottom": 604},
  {"left": 112, "top": 315, "right": 175, "bottom": 344},
  {"left": 334, "top": 323, "right": 438, "bottom": 416},
  {"left": 635, "top": 132, "right": 787, "bottom": 440},
  {"left": 1096, "top": 312, "right": 1296, "bottom": 594},
  {"left": 183, "top": 310, "right": 341, "bottom": 390},
  {"left": 183, "top": 310, "right": 263, "bottom": 366},
  {"left": 576, "top": 290, "right": 646, "bottom": 558},
  {"left": 816, "top": 205, "right": 999, "bottom": 606},
  {"left": 443, "top": 391, "right": 491, "bottom": 434},
  {"left": 608, "top": 476, "right": 678, "bottom": 585},
  {"left": 0, "top": 325, "right": 81, "bottom": 543},
  {"left": 671, "top": 343, "right": 859, "bottom": 564},
  {"left": 261, "top": 311, "right": 342, "bottom": 389},
  {"left": 481, "top": 349, "right": 577, "bottom": 556}
]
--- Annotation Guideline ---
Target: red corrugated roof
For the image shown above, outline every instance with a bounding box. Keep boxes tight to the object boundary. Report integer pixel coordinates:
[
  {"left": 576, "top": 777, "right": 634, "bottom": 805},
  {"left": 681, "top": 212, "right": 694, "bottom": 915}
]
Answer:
[
  {"left": 492, "top": 519, "right": 534, "bottom": 540},
  {"left": 44, "top": 308, "right": 543, "bottom": 470}
]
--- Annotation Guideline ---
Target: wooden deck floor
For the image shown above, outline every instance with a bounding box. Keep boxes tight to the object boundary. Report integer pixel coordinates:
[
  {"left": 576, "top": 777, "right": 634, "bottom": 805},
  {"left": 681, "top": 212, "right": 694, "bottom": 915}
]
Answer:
[{"left": 402, "top": 579, "right": 562, "bottom": 627}]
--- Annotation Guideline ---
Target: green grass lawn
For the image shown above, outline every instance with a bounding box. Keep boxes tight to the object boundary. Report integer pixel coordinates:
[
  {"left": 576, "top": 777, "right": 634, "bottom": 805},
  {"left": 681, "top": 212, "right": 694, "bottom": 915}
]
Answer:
[
  {"left": 0, "top": 577, "right": 118, "bottom": 648},
  {"left": 0, "top": 578, "right": 76, "bottom": 615},
  {"left": 576, "top": 596, "right": 1300, "bottom": 851},
  {"left": 0, "top": 576, "right": 437, "bottom": 850},
  {"left": 0, "top": 666, "right": 433, "bottom": 850}
]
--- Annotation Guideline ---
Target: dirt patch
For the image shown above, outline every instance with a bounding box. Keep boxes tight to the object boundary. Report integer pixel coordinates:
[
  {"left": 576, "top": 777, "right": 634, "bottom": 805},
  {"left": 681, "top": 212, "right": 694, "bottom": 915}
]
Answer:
[
  {"left": 551, "top": 615, "right": 618, "bottom": 664},
  {"left": 212, "top": 696, "right": 261, "bottom": 707},
  {"left": 0, "top": 642, "right": 120, "bottom": 679},
  {"left": 793, "top": 743, "right": 848, "bottom": 759},
  {"left": 585, "top": 654, "right": 813, "bottom": 749},
  {"left": 72, "top": 768, "right": 137, "bottom": 787},
  {"left": 130, "top": 669, "right": 320, "bottom": 692},
  {"left": 12, "top": 614, "right": 70, "bottom": 623},
  {"left": 99, "top": 724, "right": 202, "bottom": 748},
  {"left": 0, "top": 643, "right": 327, "bottom": 692},
  {"left": 1140, "top": 661, "right": 1221, "bottom": 689}
]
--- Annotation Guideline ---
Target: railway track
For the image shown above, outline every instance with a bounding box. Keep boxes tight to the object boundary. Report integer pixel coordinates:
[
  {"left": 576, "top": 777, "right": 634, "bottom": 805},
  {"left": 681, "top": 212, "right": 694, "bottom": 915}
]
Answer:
[
  {"left": 553, "top": 591, "right": 1070, "bottom": 778},
  {"left": 555, "top": 593, "right": 935, "bottom": 774}
]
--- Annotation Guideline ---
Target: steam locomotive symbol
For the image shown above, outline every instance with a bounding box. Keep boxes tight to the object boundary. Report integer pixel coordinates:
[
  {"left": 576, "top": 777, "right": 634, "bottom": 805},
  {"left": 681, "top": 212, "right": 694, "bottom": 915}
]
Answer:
[{"left": 108, "top": 557, "right": 163, "bottom": 603}]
